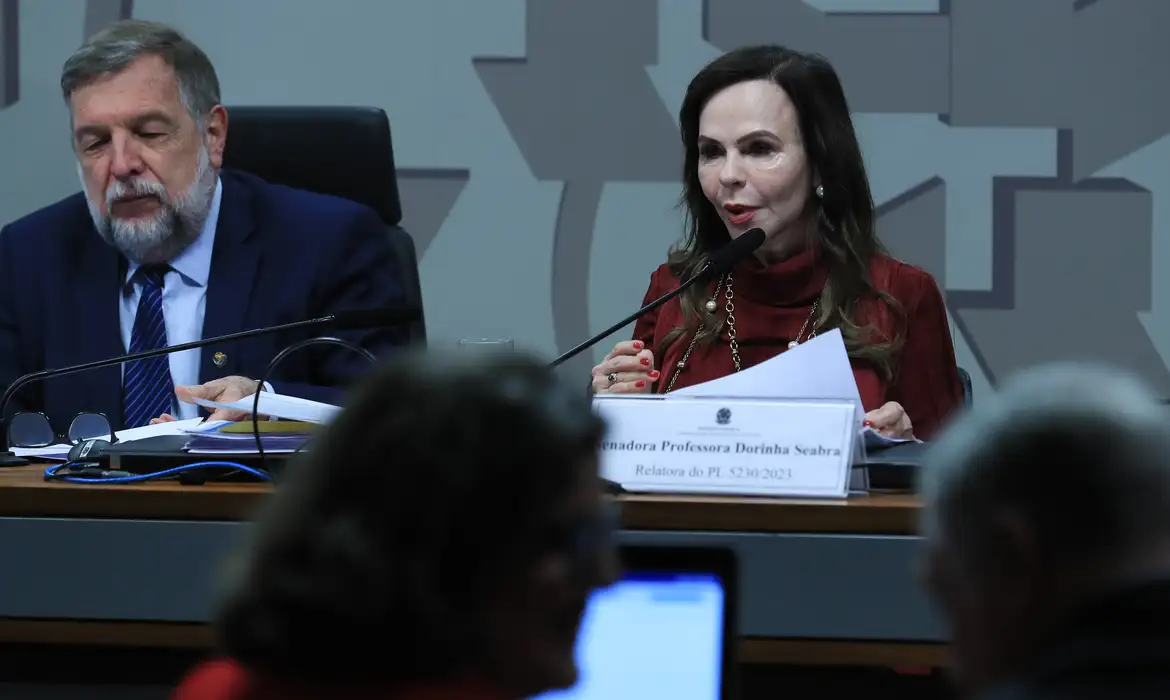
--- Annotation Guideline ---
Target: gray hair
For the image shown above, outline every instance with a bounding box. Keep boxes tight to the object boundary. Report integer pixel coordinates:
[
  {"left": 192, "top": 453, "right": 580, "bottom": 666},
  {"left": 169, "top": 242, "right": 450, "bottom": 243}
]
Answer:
[
  {"left": 919, "top": 362, "right": 1170, "bottom": 571},
  {"left": 61, "top": 19, "right": 220, "bottom": 124}
]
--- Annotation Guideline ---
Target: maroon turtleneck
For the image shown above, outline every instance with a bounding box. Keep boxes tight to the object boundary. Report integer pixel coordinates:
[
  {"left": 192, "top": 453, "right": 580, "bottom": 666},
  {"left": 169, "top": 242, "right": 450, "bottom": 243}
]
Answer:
[{"left": 631, "top": 246, "right": 963, "bottom": 440}]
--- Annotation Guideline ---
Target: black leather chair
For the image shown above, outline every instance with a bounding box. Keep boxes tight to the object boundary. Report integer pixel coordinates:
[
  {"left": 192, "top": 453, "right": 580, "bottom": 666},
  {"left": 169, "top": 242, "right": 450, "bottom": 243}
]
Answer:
[{"left": 221, "top": 106, "right": 426, "bottom": 344}]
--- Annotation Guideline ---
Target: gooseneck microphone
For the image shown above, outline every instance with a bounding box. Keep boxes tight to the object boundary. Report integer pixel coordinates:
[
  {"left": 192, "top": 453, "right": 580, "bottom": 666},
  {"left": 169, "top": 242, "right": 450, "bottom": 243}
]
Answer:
[
  {"left": 549, "top": 228, "right": 766, "bottom": 368},
  {"left": 0, "top": 304, "right": 421, "bottom": 461}
]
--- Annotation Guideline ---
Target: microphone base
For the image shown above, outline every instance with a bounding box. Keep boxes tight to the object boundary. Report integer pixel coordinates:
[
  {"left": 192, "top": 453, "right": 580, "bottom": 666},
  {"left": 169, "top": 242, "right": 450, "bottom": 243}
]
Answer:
[{"left": 0, "top": 451, "right": 29, "bottom": 468}]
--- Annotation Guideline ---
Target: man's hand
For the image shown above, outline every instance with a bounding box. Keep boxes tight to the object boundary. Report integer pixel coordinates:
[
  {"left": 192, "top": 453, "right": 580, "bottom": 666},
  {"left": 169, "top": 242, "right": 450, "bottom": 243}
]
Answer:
[{"left": 176, "top": 376, "right": 262, "bottom": 421}]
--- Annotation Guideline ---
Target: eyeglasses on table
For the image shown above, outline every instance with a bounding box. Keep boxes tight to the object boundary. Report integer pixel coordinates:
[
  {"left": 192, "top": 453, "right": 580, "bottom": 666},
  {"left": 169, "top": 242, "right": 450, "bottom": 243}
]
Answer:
[{"left": 6, "top": 411, "right": 116, "bottom": 449}]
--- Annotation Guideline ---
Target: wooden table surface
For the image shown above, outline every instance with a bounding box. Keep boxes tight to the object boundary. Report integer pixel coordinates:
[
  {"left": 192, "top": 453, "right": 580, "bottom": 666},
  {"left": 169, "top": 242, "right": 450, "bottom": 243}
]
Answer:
[
  {"left": 0, "top": 464, "right": 921, "bottom": 533},
  {"left": 0, "top": 463, "right": 937, "bottom": 667}
]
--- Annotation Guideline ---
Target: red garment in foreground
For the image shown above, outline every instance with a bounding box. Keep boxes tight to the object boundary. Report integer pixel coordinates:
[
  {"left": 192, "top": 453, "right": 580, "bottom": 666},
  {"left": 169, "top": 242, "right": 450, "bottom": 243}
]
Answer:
[{"left": 172, "top": 659, "right": 510, "bottom": 700}]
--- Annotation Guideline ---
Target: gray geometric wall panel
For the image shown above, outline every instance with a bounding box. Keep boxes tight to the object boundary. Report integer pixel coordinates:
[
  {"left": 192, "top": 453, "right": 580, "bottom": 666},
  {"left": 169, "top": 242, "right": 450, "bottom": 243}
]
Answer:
[
  {"left": 475, "top": 0, "right": 680, "bottom": 379},
  {"left": 951, "top": 179, "right": 1170, "bottom": 392},
  {"left": 396, "top": 169, "right": 471, "bottom": 259},
  {"left": 84, "top": 0, "right": 134, "bottom": 41}
]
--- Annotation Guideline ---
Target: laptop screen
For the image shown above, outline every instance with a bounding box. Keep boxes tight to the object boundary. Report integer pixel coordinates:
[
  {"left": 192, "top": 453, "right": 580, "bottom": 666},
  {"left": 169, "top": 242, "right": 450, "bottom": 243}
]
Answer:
[{"left": 535, "top": 565, "right": 729, "bottom": 700}]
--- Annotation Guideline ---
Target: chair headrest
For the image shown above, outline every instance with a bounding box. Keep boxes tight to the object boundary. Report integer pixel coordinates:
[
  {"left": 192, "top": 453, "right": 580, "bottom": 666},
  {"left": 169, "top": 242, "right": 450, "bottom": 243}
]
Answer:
[{"left": 221, "top": 106, "right": 402, "bottom": 225}]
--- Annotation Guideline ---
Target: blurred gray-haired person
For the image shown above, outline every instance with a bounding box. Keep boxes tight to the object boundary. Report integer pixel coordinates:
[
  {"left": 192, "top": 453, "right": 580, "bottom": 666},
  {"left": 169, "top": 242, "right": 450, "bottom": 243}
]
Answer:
[{"left": 920, "top": 362, "right": 1170, "bottom": 700}]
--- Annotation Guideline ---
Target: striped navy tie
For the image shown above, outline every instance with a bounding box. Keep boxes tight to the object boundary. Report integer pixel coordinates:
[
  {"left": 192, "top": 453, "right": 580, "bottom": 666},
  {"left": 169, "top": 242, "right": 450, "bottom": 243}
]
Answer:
[{"left": 122, "top": 265, "right": 175, "bottom": 428}]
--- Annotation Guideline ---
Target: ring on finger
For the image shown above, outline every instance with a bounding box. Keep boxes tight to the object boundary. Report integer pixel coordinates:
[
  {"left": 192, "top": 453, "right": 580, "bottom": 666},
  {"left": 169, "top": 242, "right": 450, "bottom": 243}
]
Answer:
[{"left": 607, "top": 373, "right": 618, "bottom": 383}]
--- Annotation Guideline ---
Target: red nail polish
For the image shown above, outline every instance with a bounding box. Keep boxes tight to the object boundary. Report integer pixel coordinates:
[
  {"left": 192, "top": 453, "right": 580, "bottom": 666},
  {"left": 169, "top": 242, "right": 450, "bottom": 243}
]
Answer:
[
  {"left": 640, "top": 357, "right": 650, "bottom": 366},
  {"left": 863, "top": 420, "right": 874, "bottom": 427},
  {"left": 633, "top": 341, "right": 644, "bottom": 349},
  {"left": 648, "top": 370, "right": 660, "bottom": 379},
  {"left": 635, "top": 380, "right": 646, "bottom": 388}
]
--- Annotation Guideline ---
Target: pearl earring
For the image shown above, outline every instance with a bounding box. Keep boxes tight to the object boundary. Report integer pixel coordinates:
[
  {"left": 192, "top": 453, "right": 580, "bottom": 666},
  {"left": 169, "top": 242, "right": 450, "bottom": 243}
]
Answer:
[{"left": 815, "top": 184, "right": 824, "bottom": 198}]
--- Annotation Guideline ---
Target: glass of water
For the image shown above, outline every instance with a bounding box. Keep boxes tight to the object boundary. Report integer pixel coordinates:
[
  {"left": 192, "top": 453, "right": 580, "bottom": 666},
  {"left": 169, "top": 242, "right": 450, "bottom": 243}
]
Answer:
[{"left": 458, "top": 338, "right": 515, "bottom": 353}]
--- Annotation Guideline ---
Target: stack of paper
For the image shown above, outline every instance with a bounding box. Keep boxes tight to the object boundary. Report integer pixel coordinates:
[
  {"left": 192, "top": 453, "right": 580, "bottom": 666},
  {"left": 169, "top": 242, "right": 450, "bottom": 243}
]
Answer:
[
  {"left": 183, "top": 420, "right": 317, "bottom": 455},
  {"left": 669, "top": 329, "right": 917, "bottom": 449}
]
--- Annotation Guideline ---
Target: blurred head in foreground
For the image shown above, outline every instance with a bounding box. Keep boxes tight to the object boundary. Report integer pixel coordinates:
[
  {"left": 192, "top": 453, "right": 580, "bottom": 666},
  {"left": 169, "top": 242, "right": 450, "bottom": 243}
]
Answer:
[
  {"left": 211, "top": 350, "right": 615, "bottom": 699},
  {"left": 919, "top": 362, "right": 1170, "bottom": 694}
]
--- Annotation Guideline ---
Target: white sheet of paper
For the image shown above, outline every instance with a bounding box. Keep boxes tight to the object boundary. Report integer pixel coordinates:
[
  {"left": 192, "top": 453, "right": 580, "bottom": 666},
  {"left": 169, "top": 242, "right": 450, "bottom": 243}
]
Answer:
[
  {"left": 10, "top": 417, "right": 211, "bottom": 460},
  {"left": 670, "top": 328, "right": 866, "bottom": 425},
  {"left": 193, "top": 392, "right": 341, "bottom": 424}
]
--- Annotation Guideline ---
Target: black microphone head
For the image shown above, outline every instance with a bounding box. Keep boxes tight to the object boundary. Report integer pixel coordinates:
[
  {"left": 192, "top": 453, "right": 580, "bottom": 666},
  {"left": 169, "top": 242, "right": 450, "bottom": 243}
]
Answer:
[
  {"left": 331, "top": 306, "right": 421, "bottom": 331},
  {"left": 705, "top": 228, "right": 766, "bottom": 278}
]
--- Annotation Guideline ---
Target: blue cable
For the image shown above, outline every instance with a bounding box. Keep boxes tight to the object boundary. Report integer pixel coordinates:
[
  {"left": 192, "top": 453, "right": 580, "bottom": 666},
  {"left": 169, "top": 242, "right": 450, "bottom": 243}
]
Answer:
[{"left": 43, "top": 460, "right": 272, "bottom": 484}]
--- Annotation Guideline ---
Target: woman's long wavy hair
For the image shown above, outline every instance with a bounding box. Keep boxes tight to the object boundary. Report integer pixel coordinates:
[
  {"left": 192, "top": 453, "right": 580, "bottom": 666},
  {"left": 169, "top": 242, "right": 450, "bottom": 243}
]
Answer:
[{"left": 666, "top": 45, "right": 905, "bottom": 380}]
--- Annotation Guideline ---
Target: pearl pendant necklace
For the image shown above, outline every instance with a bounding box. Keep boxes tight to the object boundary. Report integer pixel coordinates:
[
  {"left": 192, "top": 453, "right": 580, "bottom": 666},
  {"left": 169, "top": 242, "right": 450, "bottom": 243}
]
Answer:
[
  {"left": 704, "top": 287, "right": 819, "bottom": 350},
  {"left": 670, "top": 275, "right": 821, "bottom": 394}
]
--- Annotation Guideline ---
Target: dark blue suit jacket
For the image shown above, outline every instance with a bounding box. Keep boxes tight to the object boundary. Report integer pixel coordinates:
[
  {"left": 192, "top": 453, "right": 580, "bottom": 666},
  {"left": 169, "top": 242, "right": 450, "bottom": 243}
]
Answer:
[{"left": 0, "top": 169, "right": 406, "bottom": 432}]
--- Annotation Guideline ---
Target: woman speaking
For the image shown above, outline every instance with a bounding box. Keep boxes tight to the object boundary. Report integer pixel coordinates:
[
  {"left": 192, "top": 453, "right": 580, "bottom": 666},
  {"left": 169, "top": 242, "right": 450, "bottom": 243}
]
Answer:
[{"left": 591, "top": 45, "right": 963, "bottom": 441}]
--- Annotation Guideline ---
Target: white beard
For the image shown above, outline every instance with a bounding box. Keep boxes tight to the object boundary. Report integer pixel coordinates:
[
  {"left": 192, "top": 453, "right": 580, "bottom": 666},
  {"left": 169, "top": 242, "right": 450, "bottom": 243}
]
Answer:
[{"left": 82, "top": 146, "right": 218, "bottom": 265}]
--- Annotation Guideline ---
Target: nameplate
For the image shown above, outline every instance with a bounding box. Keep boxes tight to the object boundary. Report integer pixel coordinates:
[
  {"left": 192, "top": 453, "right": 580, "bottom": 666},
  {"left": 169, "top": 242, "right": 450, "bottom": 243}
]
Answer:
[{"left": 593, "top": 395, "right": 857, "bottom": 499}]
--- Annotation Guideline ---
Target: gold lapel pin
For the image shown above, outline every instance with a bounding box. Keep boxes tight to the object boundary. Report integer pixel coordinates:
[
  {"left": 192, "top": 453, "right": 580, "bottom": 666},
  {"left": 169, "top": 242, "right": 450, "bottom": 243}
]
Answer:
[{"left": 213, "top": 351, "right": 227, "bottom": 368}]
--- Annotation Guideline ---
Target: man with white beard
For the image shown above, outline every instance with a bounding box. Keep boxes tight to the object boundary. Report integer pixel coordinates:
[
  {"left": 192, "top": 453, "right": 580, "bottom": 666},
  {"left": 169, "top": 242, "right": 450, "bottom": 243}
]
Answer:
[{"left": 0, "top": 20, "right": 406, "bottom": 434}]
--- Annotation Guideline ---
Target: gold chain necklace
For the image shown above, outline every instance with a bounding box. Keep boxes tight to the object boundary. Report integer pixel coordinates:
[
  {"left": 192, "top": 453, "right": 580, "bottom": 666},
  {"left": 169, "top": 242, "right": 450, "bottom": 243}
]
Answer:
[{"left": 663, "top": 273, "right": 819, "bottom": 393}]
